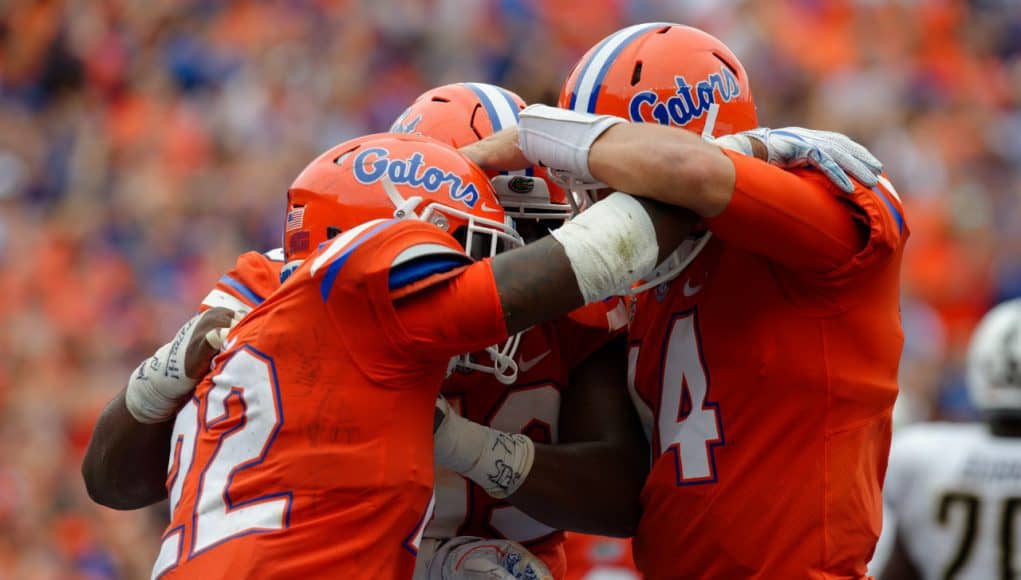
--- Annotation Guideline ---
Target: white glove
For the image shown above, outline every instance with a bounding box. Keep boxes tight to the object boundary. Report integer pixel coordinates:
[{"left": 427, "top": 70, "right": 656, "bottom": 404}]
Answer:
[
  {"left": 433, "top": 397, "right": 535, "bottom": 499},
  {"left": 423, "top": 536, "right": 553, "bottom": 580},
  {"left": 125, "top": 310, "right": 241, "bottom": 423},
  {"left": 715, "top": 127, "right": 883, "bottom": 193}
]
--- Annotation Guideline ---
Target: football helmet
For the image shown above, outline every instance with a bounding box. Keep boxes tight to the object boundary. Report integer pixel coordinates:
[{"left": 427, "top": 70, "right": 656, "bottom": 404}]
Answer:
[
  {"left": 390, "top": 82, "right": 574, "bottom": 223},
  {"left": 284, "top": 133, "right": 526, "bottom": 383},
  {"left": 967, "top": 298, "right": 1021, "bottom": 415},
  {"left": 558, "top": 23, "right": 759, "bottom": 293}
]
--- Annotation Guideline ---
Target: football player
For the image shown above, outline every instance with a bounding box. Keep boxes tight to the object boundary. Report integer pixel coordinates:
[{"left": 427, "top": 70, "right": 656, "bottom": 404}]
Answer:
[
  {"left": 879, "top": 298, "right": 1021, "bottom": 580},
  {"left": 457, "top": 23, "right": 906, "bottom": 578},
  {"left": 84, "top": 132, "right": 698, "bottom": 579},
  {"left": 389, "top": 83, "right": 643, "bottom": 579}
]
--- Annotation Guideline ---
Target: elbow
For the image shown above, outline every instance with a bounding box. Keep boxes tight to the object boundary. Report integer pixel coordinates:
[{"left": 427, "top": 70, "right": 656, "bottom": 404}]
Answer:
[
  {"left": 81, "top": 454, "right": 138, "bottom": 510},
  {"left": 81, "top": 458, "right": 115, "bottom": 508},
  {"left": 650, "top": 142, "right": 734, "bottom": 218}
]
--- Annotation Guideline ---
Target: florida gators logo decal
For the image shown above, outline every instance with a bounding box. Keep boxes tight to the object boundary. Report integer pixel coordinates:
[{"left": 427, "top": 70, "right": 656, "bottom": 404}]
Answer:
[
  {"left": 628, "top": 66, "right": 740, "bottom": 127},
  {"left": 352, "top": 147, "right": 480, "bottom": 208}
]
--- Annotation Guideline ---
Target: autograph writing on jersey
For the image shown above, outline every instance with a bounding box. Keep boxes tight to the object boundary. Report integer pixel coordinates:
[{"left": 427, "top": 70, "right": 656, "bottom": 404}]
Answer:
[
  {"left": 353, "top": 147, "right": 481, "bottom": 208},
  {"left": 628, "top": 65, "right": 740, "bottom": 127}
]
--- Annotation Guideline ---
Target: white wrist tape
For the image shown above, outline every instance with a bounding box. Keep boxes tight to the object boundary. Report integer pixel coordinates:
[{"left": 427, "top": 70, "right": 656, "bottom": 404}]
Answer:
[
  {"left": 125, "top": 314, "right": 202, "bottom": 423},
  {"left": 434, "top": 399, "right": 535, "bottom": 499},
  {"left": 550, "top": 192, "right": 659, "bottom": 303},
  {"left": 517, "top": 104, "right": 625, "bottom": 184}
]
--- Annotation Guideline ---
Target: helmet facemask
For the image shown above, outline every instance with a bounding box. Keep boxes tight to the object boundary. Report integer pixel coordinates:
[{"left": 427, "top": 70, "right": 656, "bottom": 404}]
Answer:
[{"left": 380, "top": 177, "right": 527, "bottom": 385}]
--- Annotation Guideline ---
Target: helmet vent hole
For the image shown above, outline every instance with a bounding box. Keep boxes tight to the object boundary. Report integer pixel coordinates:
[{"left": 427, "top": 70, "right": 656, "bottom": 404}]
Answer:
[
  {"left": 333, "top": 144, "right": 361, "bottom": 165},
  {"left": 656, "top": 26, "right": 671, "bottom": 34},
  {"left": 630, "top": 61, "right": 643, "bottom": 86},
  {"left": 431, "top": 96, "right": 451, "bottom": 103},
  {"left": 712, "top": 52, "right": 739, "bottom": 77},
  {"left": 468, "top": 103, "right": 486, "bottom": 141},
  {"left": 326, "top": 226, "right": 342, "bottom": 240}
]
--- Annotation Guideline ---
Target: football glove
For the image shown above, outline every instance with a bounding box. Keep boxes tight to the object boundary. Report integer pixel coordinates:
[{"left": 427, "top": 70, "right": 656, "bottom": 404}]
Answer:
[
  {"left": 423, "top": 536, "right": 553, "bottom": 580},
  {"left": 715, "top": 127, "right": 883, "bottom": 193},
  {"left": 125, "top": 308, "right": 240, "bottom": 423},
  {"left": 433, "top": 397, "right": 535, "bottom": 499}
]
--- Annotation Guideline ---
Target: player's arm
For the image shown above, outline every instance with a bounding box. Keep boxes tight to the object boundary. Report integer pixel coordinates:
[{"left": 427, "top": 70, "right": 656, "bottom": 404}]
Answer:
[
  {"left": 82, "top": 308, "right": 234, "bottom": 509},
  {"left": 464, "top": 107, "right": 886, "bottom": 274},
  {"left": 433, "top": 337, "right": 647, "bottom": 535},
  {"left": 394, "top": 195, "right": 695, "bottom": 359},
  {"left": 510, "top": 336, "right": 648, "bottom": 536}
]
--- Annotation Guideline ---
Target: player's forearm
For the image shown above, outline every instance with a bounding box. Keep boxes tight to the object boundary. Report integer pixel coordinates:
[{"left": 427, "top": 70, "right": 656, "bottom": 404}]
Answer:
[
  {"left": 492, "top": 196, "right": 696, "bottom": 335},
  {"left": 588, "top": 123, "right": 736, "bottom": 218},
  {"left": 508, "top": 441, "right": 645, "bottom": 536},
  {"left": 82, "top": 389, "right": 172, "bottom": 509}
]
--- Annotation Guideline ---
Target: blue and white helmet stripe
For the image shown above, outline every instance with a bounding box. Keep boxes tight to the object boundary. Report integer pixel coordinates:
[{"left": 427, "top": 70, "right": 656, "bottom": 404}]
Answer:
[
  {"left": 462, "top": 82, "right": 533, "bottom": 177},
  {"left": 566, "top": 22, "right": 673, "bottom": 114}
]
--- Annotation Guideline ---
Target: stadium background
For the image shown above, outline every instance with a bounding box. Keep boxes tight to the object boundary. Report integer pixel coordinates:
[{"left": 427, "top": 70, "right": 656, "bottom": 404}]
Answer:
[{"left": 0, "top": 0, "right": 1018, "bottom": 577}]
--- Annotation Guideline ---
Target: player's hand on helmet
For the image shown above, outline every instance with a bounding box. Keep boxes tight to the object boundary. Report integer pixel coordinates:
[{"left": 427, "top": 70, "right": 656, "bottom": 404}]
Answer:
[
  {"left": 125, "top": 307, "right": 242, "bottom": 423},
  {"left": 460, "top": 128, "right": 530, "bottom": 173},
  {"left": 715, "top": 127, "right": 883, "bottom": 193},
  {"left": 425, "top": 536, "right": 553, "bottom": 580}
]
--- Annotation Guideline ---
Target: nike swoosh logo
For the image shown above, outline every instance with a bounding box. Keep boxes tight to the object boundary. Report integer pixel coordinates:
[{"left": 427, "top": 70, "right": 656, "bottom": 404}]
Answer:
[
  {"left": 481, "top": 203, "right": 502, "bottom": 213},
  {"left": 518, "top": 350, "right": 551, "bottom": 373},
  {"left": 683, "top": 279, "right": 702, "bottom": 297}
]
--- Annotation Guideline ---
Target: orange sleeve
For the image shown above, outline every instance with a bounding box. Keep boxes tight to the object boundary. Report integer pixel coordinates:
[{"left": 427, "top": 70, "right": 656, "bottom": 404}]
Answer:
[
  {"left": 392, "top": 258, "right": 508, "bottom": 362},
  {"left": 199, "top": 250, "right": 283, "bottom": 312},
  {"left": 705, "top": 150, "right": 869, "bottom": 274}
]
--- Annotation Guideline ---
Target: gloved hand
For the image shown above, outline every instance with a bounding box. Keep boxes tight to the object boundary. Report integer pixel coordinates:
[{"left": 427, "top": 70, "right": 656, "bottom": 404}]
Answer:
[
  {"left": 433, "top": 397, "right": 535, "bottom": 499},
  {"left": 423, "top": 536, "right": 553, "bottom": 580},
  {"left": 715, "top": 127, "right": 883, "bottom": 193},
  {"left": 125, "top": 307, "right": 242, "bottom": 423}
]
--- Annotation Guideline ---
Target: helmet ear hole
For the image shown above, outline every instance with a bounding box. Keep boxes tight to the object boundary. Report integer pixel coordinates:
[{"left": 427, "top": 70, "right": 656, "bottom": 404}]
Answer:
[{"left": 326, "top": 226, "right": 342, "bottom": 240}]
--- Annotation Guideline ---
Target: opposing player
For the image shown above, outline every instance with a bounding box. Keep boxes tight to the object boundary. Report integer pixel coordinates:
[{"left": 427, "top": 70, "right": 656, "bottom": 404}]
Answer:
[
  {"left": 83, "top": 132, "right": 695, "bottom": 579},
  {"left": 461, "top": 23, "right": 906, "bottom": 578},
  {"left": 879, "top": 299, "right": 1021, "bottom": 580}
]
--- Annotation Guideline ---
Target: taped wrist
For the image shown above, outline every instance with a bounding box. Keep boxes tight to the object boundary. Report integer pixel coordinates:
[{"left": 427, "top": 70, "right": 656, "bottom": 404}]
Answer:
[
  {"left": 434, "top": 401, "right": 535, "bottom": 499},
  {"left": 125, "top": 314, "right": 201, "bottom": 423},
  {"left": 517, "top": 104, "right": 625, "bottom": 183},
  {"left": 550, "top": 192, "right": 659, "bottom": 303}
]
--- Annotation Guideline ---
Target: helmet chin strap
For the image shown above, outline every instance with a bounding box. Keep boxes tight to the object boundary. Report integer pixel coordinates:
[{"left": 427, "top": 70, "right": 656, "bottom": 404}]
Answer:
[
  {"left": 701, "top": 103, "right": 720, "bottom": 139},
  {"left": 381, "top": 176, "right": 424, "bottom": 220}
]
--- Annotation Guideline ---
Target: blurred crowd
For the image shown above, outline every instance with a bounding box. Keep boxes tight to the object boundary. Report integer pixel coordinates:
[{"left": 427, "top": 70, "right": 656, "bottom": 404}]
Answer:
[{"left": 0, "top": 0, "right": 1018, "bottom": 577}]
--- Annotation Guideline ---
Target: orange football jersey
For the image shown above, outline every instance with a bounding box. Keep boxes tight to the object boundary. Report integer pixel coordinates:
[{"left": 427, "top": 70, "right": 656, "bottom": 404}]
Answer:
[
  {"left": 199, "top": 248, "right": 284, "bottom": 314},
  {"left": 432, "top": 298, "right": 628, "bottom": 578},
  {"left": 153, "top": 219, "right": 506, "bottom": 579},
  {"left": 627, "top": 154, "right": 908, "bottom": 578},
  {"left": 562, "top": 533, "right": 639, "bottom": 580}
]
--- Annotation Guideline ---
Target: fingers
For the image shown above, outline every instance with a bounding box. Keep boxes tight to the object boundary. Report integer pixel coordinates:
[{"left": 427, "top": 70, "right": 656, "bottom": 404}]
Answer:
[
  {"left": 807, "top": 148, "right": 855, "bottom": 193},
  {"left": 204, "top": 310, "right": 244, "bottom": 351},
  {"left": 184, "top": 308, "right": 241, "bottom": 378}
]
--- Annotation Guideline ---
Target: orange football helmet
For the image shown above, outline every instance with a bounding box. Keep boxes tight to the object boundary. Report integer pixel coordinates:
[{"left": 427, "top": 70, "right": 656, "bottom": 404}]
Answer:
[
  {"left": 283, "top": 133, "right": 525, "bottom": 383},
  {"left": 559, "top": 23, "right": 757, "bottom": 137},
  {"left": 559, "top": 23, "right": 758, "bottom": 293},
  {"left": 391, "top": 82, "right": 573, "bottom": 223}
]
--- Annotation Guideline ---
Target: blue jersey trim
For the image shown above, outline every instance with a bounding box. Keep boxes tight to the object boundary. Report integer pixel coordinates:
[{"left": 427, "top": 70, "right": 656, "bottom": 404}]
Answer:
[
  {"left": 219, "top": 275, "right": 264, "bottom": 306},
  {"left": 319, "top": 220, "right": 398, "bottom": 301},
  {"left": 872, "top": 186, "right": 904, "bottom": 235},
  {"left": 388, "top": 255, "right": 471, "bottom": 292}
]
